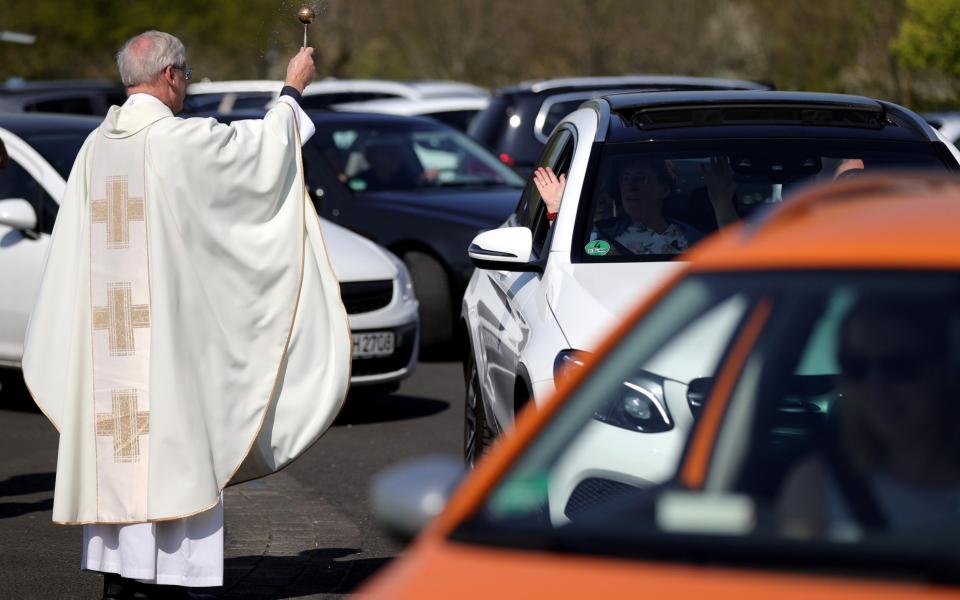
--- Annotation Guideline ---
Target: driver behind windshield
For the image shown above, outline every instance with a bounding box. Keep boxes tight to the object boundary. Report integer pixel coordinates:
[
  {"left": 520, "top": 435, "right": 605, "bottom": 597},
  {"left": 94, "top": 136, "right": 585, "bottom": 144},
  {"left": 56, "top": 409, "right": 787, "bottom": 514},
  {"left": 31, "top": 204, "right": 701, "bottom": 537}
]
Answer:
[
  {"left": 778, "top": 298, "right": 960, "bottom": 538},
  {"left": 534, "top": 156, "right": 738, "bottom": 255}
]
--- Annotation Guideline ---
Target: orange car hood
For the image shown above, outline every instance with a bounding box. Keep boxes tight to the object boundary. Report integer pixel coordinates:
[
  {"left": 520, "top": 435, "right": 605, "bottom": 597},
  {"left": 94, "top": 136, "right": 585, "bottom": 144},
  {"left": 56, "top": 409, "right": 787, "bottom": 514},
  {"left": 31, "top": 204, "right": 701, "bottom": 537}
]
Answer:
[{"left": 361, "top": 537, "right": 957, "bottom": 599}]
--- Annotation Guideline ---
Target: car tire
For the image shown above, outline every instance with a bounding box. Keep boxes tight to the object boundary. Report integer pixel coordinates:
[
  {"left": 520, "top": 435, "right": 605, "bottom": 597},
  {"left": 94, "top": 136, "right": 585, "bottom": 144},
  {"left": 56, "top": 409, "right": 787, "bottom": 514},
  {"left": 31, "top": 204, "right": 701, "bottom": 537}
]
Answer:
[
  {"left": 463, "top": 350, "right": 493, "bottom": 467},
  {"left": 402, "top": 250, "right": 453, "bottom": 353}
]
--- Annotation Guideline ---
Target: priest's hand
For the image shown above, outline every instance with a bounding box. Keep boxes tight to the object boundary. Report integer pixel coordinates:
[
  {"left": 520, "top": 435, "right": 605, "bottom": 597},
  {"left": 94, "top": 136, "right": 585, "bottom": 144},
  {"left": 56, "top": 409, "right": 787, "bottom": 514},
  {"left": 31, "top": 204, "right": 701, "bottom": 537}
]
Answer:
[{"left": 285, "top": 47, "right": 316, "bottom": 94}]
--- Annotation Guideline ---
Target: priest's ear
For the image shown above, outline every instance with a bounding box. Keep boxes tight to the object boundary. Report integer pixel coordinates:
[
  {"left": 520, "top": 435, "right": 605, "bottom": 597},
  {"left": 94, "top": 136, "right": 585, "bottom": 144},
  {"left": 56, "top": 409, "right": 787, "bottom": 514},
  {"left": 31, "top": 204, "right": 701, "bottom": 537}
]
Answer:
[{"left": 162, "top": 65, "right": 178, "bottom": 86}]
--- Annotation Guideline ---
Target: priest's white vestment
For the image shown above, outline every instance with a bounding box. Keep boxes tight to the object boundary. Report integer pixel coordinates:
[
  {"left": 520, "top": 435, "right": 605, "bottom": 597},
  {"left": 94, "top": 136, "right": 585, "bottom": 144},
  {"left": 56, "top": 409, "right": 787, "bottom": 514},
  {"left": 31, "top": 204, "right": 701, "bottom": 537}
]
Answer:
[{"left": 22, "top": 92, "right": 351, "bottom": 586}]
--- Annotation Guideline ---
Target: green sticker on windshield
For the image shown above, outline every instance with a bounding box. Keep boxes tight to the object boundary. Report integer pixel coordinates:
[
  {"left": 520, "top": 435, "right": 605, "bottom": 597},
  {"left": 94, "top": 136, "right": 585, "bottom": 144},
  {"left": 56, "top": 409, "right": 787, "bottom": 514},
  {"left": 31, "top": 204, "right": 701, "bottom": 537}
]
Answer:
[{"left": 585, "top": 240, "right": 610, "bottom": 256}]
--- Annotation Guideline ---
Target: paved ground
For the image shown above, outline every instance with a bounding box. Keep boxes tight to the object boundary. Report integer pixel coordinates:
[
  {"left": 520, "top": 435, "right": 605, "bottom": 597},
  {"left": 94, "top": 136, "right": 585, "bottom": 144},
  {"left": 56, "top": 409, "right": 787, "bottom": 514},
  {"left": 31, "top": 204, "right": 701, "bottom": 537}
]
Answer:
[{"left": 0, "top": 360, "right": 464, "bottom": 599}]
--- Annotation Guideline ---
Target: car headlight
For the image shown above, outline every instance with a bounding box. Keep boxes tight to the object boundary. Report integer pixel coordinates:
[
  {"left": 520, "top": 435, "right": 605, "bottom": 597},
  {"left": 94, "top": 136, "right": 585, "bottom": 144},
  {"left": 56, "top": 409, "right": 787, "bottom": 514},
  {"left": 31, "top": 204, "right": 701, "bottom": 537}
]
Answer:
[
  {"left": 386, "top": 251, "right": 415, "bottom": 303},
  {"left": 593, "top": 369, "right": 673, "bottom": 433}
]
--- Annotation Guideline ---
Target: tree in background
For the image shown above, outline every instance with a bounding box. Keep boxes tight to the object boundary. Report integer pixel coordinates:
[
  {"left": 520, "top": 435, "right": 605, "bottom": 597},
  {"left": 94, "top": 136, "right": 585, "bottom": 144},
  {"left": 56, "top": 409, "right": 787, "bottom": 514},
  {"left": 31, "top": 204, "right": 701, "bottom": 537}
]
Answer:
[
  {"left": 892, "top": 0, "right": 960, "bottom": 107},
  {"left": 2, "top": 0, "right": 960, "bottom": 110}
]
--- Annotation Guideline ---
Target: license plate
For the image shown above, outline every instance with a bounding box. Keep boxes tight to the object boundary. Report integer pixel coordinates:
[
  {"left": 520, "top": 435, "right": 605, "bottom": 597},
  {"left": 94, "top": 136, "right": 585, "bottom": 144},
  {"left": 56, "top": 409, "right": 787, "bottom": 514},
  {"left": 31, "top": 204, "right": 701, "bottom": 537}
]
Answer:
[{"left": 352, "top": 331, "right": 395, "bottom": 358}]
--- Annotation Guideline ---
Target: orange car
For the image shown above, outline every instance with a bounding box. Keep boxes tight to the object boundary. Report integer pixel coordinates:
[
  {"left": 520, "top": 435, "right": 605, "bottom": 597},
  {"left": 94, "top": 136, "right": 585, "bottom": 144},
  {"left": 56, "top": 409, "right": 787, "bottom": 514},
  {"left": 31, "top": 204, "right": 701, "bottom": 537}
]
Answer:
[{"left": 365, "top": 174, "right": 960, "bottom": 599}]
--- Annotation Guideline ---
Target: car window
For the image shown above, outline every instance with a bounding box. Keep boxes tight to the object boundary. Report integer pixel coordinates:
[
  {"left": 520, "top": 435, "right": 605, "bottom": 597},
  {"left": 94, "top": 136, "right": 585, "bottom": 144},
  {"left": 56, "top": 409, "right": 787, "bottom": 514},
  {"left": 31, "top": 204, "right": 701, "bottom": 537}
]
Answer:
[
  {"left": 536, "top": 97, "right": 591, "bottom": 143},
  {"left": 23, "top": 131, "right": 90, "bottom": 179},
  {"left": 0, "top": 156, "right": 56, "bottom": 233},
  {"left": 311, "top": 122, "right": 523, "bottom": 192},
  {"left": 24, "top": 96, "right": 97, "bottom": 115},
  {"left": 455, "top": 271, "right": 960, "bottom": 578},
  {"left": 575, "top": 139, "right": 949, "bottom": 263},
  {"left": 514, "top": 128, "right": 572, "bottom": 230},
  {"left": 301, "top": 92, "right": 403, "bottom": 111},
  {"left": 531, "top": 136, "right": 573, "bottom": 254},
  {"left": 426, "top": 110, "right": 480, "bottom": 132}
]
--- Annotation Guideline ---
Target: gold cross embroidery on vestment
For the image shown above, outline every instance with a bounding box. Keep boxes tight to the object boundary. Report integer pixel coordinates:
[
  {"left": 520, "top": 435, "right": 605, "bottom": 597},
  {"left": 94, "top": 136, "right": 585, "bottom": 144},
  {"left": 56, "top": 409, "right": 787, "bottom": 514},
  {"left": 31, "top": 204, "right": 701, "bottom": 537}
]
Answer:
[
  {"left": 90, "top": 175, "right": 144, "bottom": 250},
  {"left": 95, "top": 389, "right": 150, "bottom": 463},
  {"left": 92, "top": 283, "right": 150, "bottom": 357}
]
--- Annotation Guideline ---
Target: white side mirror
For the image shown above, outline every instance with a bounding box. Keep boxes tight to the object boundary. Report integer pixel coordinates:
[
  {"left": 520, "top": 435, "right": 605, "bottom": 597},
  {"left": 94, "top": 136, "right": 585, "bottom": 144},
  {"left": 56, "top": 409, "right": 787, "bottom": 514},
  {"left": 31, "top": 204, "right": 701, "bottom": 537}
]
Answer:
[
  {"left": 0, "top": 198, "right": 38, "bottom": 231},
  {"left": 369, "top": 454, "right": 465, "bottom": 541},
  {"left": 468, "top": 226, "right": 539, "bottom": 272}
]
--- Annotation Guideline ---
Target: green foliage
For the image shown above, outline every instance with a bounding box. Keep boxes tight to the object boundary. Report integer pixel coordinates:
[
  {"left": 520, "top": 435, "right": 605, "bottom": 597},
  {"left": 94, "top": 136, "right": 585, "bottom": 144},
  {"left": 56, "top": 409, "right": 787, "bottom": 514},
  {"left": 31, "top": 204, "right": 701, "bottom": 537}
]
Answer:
[
  {"left": 893, "top": 0, "right": 960, "bottom": 77},
  {"left": 0, "top": 0, "right": 957, "bottom": 109}
]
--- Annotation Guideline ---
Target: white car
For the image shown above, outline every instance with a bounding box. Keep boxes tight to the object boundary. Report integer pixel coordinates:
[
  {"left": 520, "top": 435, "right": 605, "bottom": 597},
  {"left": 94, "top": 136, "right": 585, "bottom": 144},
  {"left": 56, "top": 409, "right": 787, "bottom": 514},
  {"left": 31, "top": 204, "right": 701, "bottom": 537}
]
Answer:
[
  {"left": 459, "top": 85, "right": 960, "bottom": 513},
  {"left": 0, "top": 113, "right": 418, "bottom": 392},
  {"left": 330, "top": 95, "right": 490, "bottom": 132},
  {"left": 185, "top": 78, "right": 487, "bottom": 114}
]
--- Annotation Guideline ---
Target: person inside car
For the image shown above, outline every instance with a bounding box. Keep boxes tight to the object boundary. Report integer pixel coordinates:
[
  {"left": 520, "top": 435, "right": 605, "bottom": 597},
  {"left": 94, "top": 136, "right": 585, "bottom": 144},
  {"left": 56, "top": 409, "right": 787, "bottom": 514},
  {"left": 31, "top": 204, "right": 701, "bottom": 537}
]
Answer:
[
  {"left": 778, "top": 297, "right": 960, "bottom": 538},
  {"left": 533, "top": 156, "right": 738, "bottom": 254}
]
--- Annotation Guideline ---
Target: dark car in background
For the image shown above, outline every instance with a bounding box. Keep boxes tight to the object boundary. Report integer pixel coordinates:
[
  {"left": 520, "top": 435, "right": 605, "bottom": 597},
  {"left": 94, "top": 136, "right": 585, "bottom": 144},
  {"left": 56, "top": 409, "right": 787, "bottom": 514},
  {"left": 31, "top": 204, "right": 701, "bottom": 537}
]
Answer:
[
  {"left": 468, "top": 75, "right": 772, "bottom": 175},
  {"left": 208, "top": 110, "right": 526, "bottom": 352},
  {"left": 305, "top": 112, "right": 525, "bottom": 352},
  {"left": 0, "top": 80, "right": 126, "bottom": 116}
]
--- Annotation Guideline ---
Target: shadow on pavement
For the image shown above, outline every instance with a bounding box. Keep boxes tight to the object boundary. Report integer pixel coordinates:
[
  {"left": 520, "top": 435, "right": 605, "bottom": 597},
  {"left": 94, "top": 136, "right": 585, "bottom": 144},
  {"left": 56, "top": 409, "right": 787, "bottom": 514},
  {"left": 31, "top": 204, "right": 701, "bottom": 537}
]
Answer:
[
  {"left": 0, "top": 497, "right": 53, "bottom": 519},
  {"left": 222, "top": 547, "right": 391, "bottom": 598},
  {"left": 335, "top": 393, "right": 448, "bottom": 426},
  {"left": 0, "top": 368, "right": 36, "bottom": 413},
  {"left": 0, "top": 472, "right": 55, "bottom": 497}
]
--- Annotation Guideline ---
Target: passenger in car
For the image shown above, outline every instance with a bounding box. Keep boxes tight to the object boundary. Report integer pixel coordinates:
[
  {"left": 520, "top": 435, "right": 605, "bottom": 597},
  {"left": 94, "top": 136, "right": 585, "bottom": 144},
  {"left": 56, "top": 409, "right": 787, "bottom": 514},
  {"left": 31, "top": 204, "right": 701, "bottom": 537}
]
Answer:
[
  {"left": 833, "top": 158, "right": 866, "bottom": 180},
  {"left": 533, "top": 156, "right": 738, "bottom": 254},
  {"left": 778, "top": 298, "right": 960, "bottom": 538}
]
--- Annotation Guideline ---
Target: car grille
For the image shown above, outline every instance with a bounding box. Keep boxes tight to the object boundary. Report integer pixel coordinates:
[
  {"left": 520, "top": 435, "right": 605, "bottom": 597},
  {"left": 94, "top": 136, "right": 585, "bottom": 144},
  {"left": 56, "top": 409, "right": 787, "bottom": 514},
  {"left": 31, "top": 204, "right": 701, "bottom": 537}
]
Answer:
[
  {"left": 340, "top": 280, "right": 393, "bottom": 314},
  {"left": 351, "top": 322, "right": 418, "bottom": 376},
  {"left": 564, "top": 478, "right": 638, "bottom": 521}
]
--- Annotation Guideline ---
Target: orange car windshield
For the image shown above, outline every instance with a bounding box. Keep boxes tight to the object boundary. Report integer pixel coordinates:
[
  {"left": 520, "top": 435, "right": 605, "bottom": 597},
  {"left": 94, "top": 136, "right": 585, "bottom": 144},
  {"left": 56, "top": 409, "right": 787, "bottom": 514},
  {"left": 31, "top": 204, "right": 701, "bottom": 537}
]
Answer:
[{"left": 455, "top": 271, "right": 960, "bottom": 577}]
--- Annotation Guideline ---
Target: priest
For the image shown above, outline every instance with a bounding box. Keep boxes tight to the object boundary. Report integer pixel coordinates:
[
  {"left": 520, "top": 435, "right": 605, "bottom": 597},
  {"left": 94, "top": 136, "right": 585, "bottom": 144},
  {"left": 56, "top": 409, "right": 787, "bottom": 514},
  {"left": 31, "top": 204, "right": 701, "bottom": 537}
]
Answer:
[{"left": 22, "top": 30, "right": 351, "bottom": 598}]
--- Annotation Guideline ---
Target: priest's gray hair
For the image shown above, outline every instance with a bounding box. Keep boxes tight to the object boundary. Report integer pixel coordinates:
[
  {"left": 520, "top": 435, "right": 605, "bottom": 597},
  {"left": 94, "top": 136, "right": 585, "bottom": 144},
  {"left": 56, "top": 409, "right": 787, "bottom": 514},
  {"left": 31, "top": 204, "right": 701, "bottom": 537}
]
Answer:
[{"left": 116, "top": 31, "right": 186, "bottom": 87}]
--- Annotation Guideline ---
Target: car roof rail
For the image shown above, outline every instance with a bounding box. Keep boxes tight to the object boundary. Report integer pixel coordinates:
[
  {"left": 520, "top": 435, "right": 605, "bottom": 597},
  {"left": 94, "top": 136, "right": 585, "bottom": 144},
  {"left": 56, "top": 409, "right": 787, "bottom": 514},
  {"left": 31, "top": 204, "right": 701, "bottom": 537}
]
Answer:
[
  {"left": 607, "top": 91, "right": 892, "bottom": 132},
  {"left": 743, "top": 172, "right": 960, "bottom": 238}
]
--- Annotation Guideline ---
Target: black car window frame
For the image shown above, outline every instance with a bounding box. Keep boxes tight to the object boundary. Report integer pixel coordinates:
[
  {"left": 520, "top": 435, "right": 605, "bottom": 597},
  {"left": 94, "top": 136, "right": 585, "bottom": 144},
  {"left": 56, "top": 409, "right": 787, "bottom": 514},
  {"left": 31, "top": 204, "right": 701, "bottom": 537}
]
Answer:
[
  {"left": 513, "top": 128, "right": 573, "bottom": 231},
  {"left": 531, "top": 130, "right": 575, "bottom": 257}
]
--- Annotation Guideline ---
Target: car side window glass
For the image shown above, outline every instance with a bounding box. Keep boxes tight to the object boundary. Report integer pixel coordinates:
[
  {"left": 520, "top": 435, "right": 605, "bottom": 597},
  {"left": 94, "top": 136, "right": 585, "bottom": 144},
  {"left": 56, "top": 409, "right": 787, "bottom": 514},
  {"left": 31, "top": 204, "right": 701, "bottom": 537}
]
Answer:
[
  {"left": 25, "top": 97, "right": 96, "bottom": 115},
  {"left": 531, "top": 138, "right": 573, "bottom": 255},
  {"left": 514, "top": 129, "right": 573, "bottom": 230},
  {"left": 0, "top": 156, "right": 47, "bottom": 232}
]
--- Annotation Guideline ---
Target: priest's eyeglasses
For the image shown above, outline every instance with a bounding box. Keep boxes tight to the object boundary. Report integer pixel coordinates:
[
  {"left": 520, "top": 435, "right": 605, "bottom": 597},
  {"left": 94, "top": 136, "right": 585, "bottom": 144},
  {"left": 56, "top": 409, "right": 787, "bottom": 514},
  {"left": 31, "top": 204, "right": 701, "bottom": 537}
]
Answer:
[{"left": 171, "top": 64, "right": 193, "bottom": 81}]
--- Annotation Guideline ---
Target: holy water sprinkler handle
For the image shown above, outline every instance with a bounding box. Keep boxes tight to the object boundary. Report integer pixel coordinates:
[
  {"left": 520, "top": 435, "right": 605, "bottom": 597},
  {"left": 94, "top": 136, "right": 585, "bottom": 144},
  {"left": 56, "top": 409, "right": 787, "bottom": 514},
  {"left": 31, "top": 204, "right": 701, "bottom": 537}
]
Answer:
[{"left": 298, "top": 7, "right": 315, "bottom": 48}]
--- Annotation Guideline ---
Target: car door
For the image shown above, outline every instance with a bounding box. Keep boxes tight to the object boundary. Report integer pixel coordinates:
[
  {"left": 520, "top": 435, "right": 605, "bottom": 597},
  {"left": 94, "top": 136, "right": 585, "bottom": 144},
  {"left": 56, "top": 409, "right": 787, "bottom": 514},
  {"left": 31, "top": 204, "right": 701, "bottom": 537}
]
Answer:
[
  {"left": 476, "top": 127, "right": 575, "bottom": 429},
  {"left": 0, "top": 133, "right": 60, "bottom": 366}
]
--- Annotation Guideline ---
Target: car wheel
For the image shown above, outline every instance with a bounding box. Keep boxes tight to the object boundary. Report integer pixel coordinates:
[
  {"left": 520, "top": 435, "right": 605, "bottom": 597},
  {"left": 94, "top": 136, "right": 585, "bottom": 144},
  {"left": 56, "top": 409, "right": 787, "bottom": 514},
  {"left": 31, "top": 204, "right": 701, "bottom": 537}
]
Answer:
[
  {"left": 464, "top": 350, "right": 493, "bottom": 467},
  {"left": 402, "top": 250, "right": 453, "bottom": 353}
]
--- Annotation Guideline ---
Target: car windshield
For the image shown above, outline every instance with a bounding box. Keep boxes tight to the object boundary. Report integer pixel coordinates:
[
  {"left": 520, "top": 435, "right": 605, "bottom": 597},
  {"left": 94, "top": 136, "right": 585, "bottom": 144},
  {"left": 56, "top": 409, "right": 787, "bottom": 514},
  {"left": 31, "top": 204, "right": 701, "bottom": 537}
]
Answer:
[
  {"left": 575, "top": 139, "right": 948, "bottom": 262},
  {"left": 312, "top": 121, "right": 525, "bottom": 192},
  {"left": 23, "top": 130, "right": 92, "bottom": 179},
  {"left": 455, "top": 271, "right": 960, "bottom": 577}
]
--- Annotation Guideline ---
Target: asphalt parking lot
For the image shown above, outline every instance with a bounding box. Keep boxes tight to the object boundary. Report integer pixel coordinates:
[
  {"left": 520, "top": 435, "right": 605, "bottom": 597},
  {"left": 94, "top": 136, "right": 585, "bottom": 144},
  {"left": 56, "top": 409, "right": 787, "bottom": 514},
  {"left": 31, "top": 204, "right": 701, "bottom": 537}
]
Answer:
[{"left": 0, "top": 359, "right": 464, "bottom": 599}]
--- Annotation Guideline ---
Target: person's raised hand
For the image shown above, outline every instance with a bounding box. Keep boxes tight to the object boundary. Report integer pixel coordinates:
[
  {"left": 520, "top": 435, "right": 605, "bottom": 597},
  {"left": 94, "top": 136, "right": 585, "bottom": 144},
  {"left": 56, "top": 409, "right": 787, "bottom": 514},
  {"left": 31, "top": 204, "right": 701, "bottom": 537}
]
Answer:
[
  {"left": 533, "top": 167, "right": 566, "bottom": 214},
  {"left": 285, "top": 47, "right": 316, "bottom": 93},
  {"left": 701, "top": 156, "right": 739, "bottom": 227}
]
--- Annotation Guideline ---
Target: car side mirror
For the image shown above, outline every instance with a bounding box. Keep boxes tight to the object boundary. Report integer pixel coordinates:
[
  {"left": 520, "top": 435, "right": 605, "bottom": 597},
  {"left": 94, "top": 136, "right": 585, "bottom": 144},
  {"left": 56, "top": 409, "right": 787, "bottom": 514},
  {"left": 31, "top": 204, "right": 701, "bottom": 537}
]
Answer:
[
  {"left": 687, "top": 377, "right": 714, "bottom": 419},
  {"left": 0, "top": 198, "right": 38, "bottom": 233},
  {"left": 468, "top": 227, "right": 542, "bottom": 273},
  {"left": 369, "top": 455, "right": 465, "bottom": 542}
]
